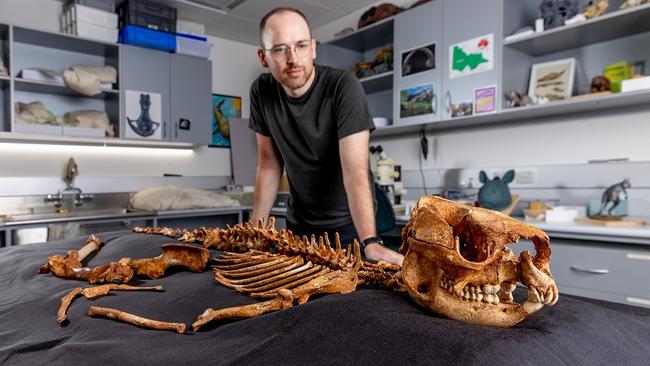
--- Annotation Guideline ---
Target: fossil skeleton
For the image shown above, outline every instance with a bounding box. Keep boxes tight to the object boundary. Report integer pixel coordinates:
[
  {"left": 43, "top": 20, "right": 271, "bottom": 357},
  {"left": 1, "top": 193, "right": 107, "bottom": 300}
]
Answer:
[
  {"left": 134, "top": 201, "right": 558, "bottom": 328},
  {"left": 44, "top": 196, "right": 557, "bottom": 330}
]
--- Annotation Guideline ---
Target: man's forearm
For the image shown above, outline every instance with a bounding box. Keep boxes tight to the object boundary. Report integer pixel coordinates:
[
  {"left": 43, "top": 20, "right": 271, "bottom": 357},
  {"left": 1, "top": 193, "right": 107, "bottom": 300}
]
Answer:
[
  {"left": 251, "top": 166, "right": 282, "bottom": 222},
  {"left": 344, "top": 170, "right": 376, "bottom": 241}
]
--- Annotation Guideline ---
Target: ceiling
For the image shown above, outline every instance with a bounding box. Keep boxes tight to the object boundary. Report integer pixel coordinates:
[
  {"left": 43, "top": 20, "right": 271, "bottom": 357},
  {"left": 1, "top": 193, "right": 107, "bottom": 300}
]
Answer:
[{"left": 152, "top": 0, "right": 380, "bottom": 45}]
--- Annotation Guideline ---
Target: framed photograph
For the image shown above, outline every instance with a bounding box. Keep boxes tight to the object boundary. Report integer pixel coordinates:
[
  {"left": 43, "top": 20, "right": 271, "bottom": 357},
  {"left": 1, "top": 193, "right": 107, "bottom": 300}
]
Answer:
[
  {"left": 528, "top": 58, "right": 575, "bottom": 101},
  {"left": 401, "top": 43, "right": 436, "bottom": 77},
  {"left": 125, "top": 90, "right": 162, "bottom": 140},
  {"left": 451, "top": 100, "right": 473, "bottom": 118},
  {"left": 211, "top": 94, "right": 241, "bottom": 147},
  {"left": 474, "top": 85, "right": 496, "bottom": 114},
  {"left": 400, "top": 83, "right": 434, "bottom": 118}
]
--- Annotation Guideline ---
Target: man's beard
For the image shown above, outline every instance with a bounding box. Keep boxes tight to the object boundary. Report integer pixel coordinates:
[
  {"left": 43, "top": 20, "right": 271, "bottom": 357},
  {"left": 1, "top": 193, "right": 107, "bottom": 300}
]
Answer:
[{"left": 280, "top": 64, "right": 313, "bottom": 91}]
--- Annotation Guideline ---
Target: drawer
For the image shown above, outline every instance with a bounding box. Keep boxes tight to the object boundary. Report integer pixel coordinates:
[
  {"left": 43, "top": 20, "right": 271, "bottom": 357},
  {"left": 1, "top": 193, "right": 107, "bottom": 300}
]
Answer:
[
  {"left": 551, "top": 240, "right": 650, "bottom": 298},
  {"left": 516, "top": 239, "right": 650, "bottom": 299}
]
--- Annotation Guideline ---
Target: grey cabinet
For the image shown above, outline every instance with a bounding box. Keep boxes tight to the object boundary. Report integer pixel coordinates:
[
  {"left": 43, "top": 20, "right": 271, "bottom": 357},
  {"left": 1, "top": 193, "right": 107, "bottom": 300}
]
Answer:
[
  {"left": 120, "top": 44, "right": 171, "bottom": 140},
  {"left": 170, "top": 53, "right": 211, "bottom": 144},
  {"left": 516, "top": 238, "right": 650, "bottom": 308},
  {"left": 441, "top": 0, "right": 501, "bottom": 119},
  {"left": 120, "top": 45, "right": 212, "bottom": 144},
  {"left": 393, "top": 0, "right": 443, "bottom": 126}
]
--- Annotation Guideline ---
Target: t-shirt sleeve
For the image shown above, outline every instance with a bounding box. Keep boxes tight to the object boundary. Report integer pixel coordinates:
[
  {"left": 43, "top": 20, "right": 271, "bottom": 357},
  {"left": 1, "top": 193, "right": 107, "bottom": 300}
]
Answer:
[
  {"left": 334, "top": 72, "right": 375, "bottom": 140},
  {"left": 248, "top": 78, "right": 271, "bottom": 136}
]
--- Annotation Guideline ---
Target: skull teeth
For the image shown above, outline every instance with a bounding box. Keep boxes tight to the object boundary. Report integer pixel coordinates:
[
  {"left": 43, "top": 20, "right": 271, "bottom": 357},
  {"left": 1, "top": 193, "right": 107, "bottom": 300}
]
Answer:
[{"left": 439, "top": 278, "right": 515, "bottom": 305}]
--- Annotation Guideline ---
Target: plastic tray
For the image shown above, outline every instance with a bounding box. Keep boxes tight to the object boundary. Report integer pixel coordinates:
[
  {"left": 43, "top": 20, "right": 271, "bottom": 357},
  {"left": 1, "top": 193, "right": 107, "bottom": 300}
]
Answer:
[
  {"left": 119, "top": 25, "right": 175, "bottom": 52},
  {"left": 176, "top": 33, "right": 210, "bottom": 59}
]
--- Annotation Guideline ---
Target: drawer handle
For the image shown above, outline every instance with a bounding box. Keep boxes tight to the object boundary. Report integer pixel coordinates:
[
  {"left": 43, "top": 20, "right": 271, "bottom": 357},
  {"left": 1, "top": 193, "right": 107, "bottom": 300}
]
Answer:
[{"left": 570, "top": 266, "right": 609, "bottom": 274}]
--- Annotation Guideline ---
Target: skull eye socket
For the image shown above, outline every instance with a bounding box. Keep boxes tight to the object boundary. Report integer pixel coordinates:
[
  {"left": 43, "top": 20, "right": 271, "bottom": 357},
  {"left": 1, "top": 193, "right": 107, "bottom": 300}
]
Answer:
[{"left": 458, "top": 236, "right": 489, "bottom": 263}]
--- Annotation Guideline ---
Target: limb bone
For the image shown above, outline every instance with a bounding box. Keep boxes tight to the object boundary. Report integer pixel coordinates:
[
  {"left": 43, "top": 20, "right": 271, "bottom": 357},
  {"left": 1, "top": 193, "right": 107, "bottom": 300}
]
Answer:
[
  {"left": 57, "top": 284, "right": 163, "bottom": 324},
  {"left": 88, "top": 306, "right": 186, "bottom": 334}
]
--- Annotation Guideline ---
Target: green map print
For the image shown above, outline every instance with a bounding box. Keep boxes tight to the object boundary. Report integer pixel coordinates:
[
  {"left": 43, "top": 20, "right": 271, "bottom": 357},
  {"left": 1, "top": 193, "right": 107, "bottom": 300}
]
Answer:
[{"left": 452, "top": 46, "right": 488, "bottom": 71}]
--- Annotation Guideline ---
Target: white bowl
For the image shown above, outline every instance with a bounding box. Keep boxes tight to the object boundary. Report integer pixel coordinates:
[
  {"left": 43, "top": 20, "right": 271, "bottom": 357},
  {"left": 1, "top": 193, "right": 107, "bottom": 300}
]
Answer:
[{"left": 373, "top": 117, "right": 390, "bottom": 127}]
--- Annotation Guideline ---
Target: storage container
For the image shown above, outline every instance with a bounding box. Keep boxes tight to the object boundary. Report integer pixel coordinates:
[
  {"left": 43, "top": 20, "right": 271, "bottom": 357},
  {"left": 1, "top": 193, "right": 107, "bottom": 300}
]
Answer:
[
  {"left": 177, "top": 20, "right": 205, "bottom": 36},
  {"left": 175, "top": 33, "right": 210, "bottom": 59},
  {"left": 72, "top": 21, "right": 119, "bottom": 43},
  {"left": 119, "top": 25, "right": 176, "bottom": 52},
  {"left": 117, "top": 0, "right": 177, "bottom": 33},
  {"left": 65, "top": 0, "right": 117, "bottom": 12},
  {"left": 69, "top": 4, "right": 118, "bottom": 29}
]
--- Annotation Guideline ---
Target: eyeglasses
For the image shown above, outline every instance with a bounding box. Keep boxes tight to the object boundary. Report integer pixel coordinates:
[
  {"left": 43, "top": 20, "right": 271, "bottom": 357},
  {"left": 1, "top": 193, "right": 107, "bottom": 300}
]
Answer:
[{"left": 264, "top": 40, "right": 313, "bottom": 61}]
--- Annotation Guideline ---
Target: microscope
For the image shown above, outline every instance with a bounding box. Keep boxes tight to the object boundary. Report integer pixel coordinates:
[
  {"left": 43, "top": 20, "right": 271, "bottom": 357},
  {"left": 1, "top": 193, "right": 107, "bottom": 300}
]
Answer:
[{"left": 369, "top": 145, "right": 406, "bottom": 206}]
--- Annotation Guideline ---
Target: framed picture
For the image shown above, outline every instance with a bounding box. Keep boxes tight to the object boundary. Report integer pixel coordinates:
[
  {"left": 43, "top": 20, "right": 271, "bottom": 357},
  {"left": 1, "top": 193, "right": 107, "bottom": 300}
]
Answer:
[
  {"left": 125, "top": 90, "right": 162, "bottom": 140},
  {"left": 449, "top": 33, "right": 494, "bottom": 79},
  {"left": 528, "top": 58, "right": 575, "bottom": 101},
  {"left": 474, "top": 85, "right": 496, "bottom": 114},
  {"left": 211, "top": 94, "right": 241, "bottom": 147},
  {"left": 451, "top": 100, "right": 473, "bottom": 118},
  {"left": 400, "top": 83, "right": 434, "bottom": 118},
  {"left": 401, "top": 43, "right": 436, "bottom": 77}
]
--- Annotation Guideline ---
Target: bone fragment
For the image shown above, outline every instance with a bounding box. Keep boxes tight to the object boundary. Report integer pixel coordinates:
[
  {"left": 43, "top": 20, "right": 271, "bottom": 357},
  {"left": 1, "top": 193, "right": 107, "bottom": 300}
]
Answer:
[
  {"left": 57, "top": 284, "right": 163, "bottom": 324},
  {"left": 39, "top": 235, "right": 102, "bottom": 273},
  {"left": 88, "top": 306, "right": 186, "bottom": 334},
  {"left": 125, "top": 243, "right": 209, "bottom": 279}
]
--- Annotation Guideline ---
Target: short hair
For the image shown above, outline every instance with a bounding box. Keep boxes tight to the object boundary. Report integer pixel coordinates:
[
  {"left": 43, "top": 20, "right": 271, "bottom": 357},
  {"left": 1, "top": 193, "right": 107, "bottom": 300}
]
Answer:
[{"left": 259, "top": 7, "right": 312, "bottom": 47}]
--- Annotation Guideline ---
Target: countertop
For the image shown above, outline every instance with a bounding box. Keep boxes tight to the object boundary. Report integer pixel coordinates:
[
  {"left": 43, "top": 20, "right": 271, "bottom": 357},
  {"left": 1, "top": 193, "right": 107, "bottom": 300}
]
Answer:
[
  {"left": 0, "top": 206, "right": 243, "bottom": 227},
  {"left": 397, "top": 215, "right": 650, "bottom": 246}
]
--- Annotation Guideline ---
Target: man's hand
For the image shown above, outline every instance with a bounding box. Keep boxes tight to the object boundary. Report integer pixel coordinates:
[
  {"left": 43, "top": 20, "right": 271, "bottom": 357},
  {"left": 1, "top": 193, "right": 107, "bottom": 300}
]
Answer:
[{"left": 363, "top": 243, "right": 404, "bottom": 267}]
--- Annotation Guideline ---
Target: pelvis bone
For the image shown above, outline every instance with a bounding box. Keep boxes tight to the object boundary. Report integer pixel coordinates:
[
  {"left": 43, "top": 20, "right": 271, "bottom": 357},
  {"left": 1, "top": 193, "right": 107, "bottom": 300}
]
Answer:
[{"left": 400, "top": 196, "right": 558, "bottom": 327}]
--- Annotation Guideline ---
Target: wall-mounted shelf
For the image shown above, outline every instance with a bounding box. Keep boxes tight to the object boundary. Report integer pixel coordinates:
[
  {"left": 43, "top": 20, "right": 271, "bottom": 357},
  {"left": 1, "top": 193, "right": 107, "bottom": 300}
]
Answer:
[
  {"left": 12, "top": 25, "right": 118, "bottom": 56},
  {"left": 14, "top": 78, "right": 118, "bottom": 99},
  {"left": 359, "top": 70, "right": 393, "bottom": 94},
  {"left": 0, "top": 131, "right": 193, "bottom": 149},
  {"left": 504, "top": 3, "right": 650, "bottom": 56},
  {"left": 326, "top": 17, "right": 394, "bottom": 51},
  {"left": 373, "top": 89, "right": 650, "bottom": 137}
]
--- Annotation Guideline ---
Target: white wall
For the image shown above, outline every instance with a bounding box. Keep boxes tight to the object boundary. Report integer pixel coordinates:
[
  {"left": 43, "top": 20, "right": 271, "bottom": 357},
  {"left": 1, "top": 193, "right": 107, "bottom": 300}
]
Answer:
[{"left": 0, "top": 0, "right": 263, "bottom": 190}]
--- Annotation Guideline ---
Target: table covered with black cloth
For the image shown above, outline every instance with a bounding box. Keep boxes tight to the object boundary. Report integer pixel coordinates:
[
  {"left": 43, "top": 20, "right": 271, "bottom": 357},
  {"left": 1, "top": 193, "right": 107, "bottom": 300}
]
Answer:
[{"left": 0, "top": 230, "right": 648, "bottom": 365}]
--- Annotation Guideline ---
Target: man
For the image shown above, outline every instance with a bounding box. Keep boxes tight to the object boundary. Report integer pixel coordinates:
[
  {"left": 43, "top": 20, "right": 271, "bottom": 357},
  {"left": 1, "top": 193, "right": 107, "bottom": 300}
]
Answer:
[{"left": 249, "top": 7, "right": 403, "bottom": 266}]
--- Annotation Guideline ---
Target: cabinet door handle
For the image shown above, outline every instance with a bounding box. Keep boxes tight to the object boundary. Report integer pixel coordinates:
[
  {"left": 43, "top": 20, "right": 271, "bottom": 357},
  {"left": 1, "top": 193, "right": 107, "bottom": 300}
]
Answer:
[
  {"left": 432, "top": 93, "right": 438, "bottom": 115},
  {"left": 444, "top": 91, "right": 451, "bottom": 114},
  {"left": 570, "top": 265, "right": 609, "bottom": 274},
  {"left": 174, "top": 121, "right": 178, "bottom": 139},
  {"left": 162, "top": 121, "right": 166, "bottom": 138}
]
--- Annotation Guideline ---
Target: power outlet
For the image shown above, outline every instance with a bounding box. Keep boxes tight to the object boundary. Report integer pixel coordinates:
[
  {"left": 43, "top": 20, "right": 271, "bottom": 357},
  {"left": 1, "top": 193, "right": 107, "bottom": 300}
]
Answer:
[{"left": 516, "top": 170, "right": 536, "bottom": 184}]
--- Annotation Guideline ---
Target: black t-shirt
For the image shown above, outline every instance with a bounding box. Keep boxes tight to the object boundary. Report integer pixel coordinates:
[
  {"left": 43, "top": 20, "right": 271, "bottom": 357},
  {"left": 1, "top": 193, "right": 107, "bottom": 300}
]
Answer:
[{"left": 249, "top": 64, "right": 375, "bottom": 230}]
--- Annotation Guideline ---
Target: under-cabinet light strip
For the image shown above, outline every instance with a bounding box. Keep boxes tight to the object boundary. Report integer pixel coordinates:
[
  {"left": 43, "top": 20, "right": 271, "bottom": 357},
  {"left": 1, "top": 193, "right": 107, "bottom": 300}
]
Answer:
[{"left": 0, "top": 143, "right": 194, "bottom": 156}]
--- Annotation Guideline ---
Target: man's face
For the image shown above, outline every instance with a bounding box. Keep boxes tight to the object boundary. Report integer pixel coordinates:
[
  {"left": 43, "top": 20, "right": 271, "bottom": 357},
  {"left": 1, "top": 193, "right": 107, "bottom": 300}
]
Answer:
[{"left": 258, "top": 11, "right": 317, "bottom": 92}]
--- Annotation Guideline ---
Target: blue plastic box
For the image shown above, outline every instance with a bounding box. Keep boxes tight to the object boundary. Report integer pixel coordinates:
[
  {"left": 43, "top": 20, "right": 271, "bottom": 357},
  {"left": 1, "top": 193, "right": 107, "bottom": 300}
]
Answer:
[{"left": 119, "top": 24, "right": 175, "bottom": 52}]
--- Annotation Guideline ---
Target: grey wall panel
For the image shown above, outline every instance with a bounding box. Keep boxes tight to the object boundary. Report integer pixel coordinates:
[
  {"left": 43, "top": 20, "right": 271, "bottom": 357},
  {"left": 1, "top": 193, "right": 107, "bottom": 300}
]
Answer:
[
  {"left": 170, "top": 54, "right": 211, "bottom": 144},
  {"left": 442, "top": 0, "right": 502, "bottom": 119},
  {"left": 393, "top": 0, "right": 443, "bottom": 126}
]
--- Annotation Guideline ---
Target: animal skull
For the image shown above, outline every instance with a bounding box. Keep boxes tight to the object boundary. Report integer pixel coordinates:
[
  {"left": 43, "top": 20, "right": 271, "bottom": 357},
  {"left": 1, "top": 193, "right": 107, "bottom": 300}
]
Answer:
[{"left": 400, "top": 196, "right": 558, "bottom": 327}]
